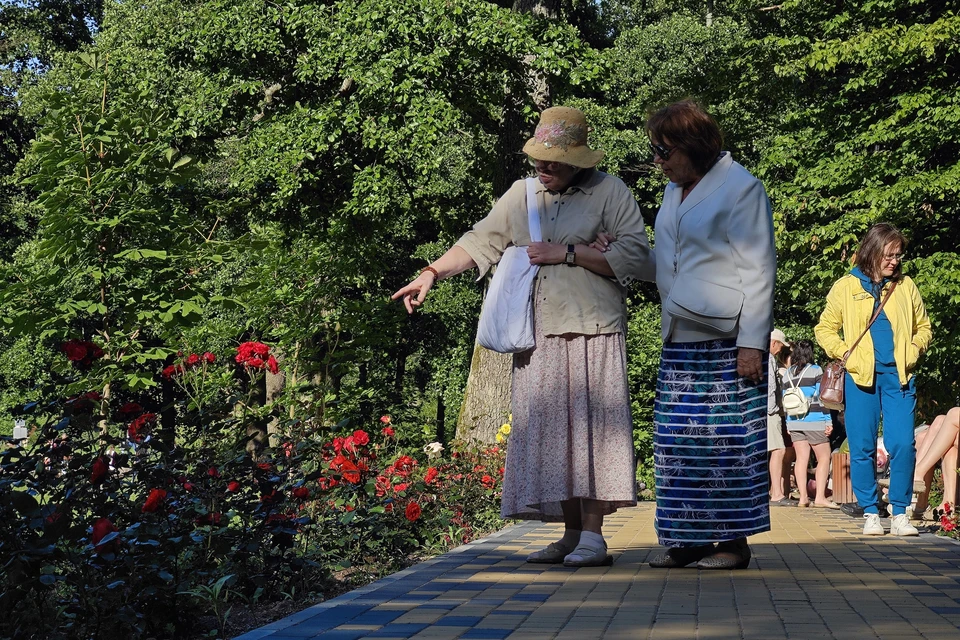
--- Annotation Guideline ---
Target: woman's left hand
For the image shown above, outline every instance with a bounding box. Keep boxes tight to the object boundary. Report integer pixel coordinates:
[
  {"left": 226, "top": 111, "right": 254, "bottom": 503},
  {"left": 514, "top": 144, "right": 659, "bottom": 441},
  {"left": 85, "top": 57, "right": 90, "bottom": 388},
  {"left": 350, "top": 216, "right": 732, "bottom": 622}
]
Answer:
[
  {"left": 737, "top": 347, "right": 764, "bottom": 382},
  {"left": 527, "top": 242, "right": 567, "bottom": 265}
]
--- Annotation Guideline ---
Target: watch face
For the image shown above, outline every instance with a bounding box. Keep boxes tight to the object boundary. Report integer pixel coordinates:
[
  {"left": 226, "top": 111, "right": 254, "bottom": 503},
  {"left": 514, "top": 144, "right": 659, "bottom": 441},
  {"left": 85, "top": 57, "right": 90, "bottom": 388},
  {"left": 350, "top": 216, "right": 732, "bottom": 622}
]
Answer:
[{"left": 566, "top": 252, "right": 575, "bottom": 264}]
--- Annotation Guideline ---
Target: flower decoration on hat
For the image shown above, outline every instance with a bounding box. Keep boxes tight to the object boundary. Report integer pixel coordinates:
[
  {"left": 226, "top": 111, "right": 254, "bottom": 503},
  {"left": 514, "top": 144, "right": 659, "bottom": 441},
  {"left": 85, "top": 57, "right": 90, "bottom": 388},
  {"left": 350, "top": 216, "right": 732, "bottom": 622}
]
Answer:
[{"left": 534, "top": 119, "right": 587, "bottom": 151}]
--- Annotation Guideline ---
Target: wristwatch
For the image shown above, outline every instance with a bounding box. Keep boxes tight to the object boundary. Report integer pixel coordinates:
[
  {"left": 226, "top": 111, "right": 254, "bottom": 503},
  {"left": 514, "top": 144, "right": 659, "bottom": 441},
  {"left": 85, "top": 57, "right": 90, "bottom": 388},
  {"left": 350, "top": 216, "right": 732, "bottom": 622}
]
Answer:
[{"left": 565, "top": 244, "right": 576, "bottom": 266}]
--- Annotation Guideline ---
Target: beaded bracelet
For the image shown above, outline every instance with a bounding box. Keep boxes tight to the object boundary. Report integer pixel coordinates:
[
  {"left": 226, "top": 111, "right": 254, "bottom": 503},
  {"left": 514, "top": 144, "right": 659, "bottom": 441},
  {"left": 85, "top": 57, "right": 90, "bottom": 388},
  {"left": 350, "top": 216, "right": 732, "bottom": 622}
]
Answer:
[{"left": 421, "top": 266, "right": 440, "bottom": 280}]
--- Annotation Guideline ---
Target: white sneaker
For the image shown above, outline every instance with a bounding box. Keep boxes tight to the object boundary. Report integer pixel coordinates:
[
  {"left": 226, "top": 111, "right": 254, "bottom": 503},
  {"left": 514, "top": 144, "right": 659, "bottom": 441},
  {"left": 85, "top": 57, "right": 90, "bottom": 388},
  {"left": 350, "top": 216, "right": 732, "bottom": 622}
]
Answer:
[
  {"left": 863, "top": 513, "right": 884, "bottom": 536},
  {"left": 890, "top": 513, "right": 919, "bottom": 537}
]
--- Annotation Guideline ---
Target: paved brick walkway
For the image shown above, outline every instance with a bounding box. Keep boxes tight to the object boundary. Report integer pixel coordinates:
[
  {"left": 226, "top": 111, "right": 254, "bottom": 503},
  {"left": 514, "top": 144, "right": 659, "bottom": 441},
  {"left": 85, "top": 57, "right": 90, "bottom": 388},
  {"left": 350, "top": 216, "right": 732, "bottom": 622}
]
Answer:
[{"left": 235, "top": 503, "right": 960, "bottom": 640}]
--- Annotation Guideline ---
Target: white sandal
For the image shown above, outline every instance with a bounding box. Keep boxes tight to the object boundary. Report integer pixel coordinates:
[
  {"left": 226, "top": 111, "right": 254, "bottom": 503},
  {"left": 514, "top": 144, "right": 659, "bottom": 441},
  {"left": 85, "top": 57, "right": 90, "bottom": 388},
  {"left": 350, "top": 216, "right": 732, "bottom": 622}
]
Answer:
[{"left": 563, "top": 541, "right": 612, "bottom": 567}]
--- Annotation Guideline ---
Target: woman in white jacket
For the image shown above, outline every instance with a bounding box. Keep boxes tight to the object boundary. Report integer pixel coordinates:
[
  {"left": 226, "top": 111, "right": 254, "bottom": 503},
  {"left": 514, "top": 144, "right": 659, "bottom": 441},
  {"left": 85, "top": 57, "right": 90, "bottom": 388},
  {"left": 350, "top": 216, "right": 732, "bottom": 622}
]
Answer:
[{"left": 644, "top": 101, "right": 776, "bottom": 570}]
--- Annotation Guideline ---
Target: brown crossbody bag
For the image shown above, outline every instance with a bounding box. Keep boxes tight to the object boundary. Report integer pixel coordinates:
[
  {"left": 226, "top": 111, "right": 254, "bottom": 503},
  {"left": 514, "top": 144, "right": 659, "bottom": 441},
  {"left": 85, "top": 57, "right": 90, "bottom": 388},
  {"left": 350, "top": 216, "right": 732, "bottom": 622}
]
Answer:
[{"left": 819, "top": 281, "right": 898, "bottom": 411}]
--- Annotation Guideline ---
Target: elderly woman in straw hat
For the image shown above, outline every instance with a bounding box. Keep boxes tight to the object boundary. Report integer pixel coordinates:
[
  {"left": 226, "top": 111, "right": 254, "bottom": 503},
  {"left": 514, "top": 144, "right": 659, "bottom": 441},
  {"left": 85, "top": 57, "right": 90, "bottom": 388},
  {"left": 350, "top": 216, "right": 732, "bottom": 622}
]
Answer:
[{"left": 393, "top": 106, "right": 654, "bottom": 566}]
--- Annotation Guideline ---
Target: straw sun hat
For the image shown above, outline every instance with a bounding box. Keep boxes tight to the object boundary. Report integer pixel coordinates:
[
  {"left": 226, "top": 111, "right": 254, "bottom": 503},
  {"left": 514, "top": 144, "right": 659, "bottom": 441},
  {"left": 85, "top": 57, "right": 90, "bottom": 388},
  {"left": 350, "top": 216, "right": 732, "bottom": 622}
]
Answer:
[{"left": 522, "top": 106, "right": 604, "bottom": 169}]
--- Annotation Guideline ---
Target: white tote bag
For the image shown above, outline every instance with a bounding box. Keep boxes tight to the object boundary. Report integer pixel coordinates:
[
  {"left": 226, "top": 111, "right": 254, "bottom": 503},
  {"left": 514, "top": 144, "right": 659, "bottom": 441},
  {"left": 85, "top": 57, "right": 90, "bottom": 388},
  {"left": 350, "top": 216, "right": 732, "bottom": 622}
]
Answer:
[{"left": 476, "top": 178, "right": 541, "bottom": 354}]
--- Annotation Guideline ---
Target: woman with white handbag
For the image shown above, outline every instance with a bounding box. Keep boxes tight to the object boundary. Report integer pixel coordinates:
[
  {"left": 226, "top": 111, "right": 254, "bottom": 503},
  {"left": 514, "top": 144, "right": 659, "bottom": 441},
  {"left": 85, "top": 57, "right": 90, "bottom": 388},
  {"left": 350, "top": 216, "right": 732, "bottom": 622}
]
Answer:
[{"left": 392, "top": 106, "right": 653, "bottom": 567}]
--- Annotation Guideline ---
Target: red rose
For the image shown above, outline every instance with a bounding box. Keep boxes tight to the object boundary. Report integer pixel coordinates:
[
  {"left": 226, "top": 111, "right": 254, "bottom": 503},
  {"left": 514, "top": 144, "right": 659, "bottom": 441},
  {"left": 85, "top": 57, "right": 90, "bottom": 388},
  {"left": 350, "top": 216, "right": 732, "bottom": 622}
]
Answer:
[
  {"left": 92, "top": 517, "right": 118, "bottom": 553},
  {"left": 246, "top": 357, "right": 265, "bottom": 369},
  {"left": 85, "top": 342, "right": 104, "bottom": 360},
  {"left": 266, "top": 355, "right": 279, "bottom": 375},
  {"left": 381, "top": 426, "right": 395, "bottom": 437},
  {"left": 207, "top": 466, "right": 220, "bottom": 478},
  {"left": 380, "top": 415, "right": 391, "bottom": 424},
  {"left": 196, "top": 512, "right": 222, "bottom": 526},
  {"left": 186, "top": 353, "right": 201, "bottom": 367},
  {"left": 394, "top": 455, "right": 416, "bottom": 473},
  {"left": 384, "top": 502, "right": 394, "bottom": 512},
  {"left": 260, "top": 490, "right": 282, "bottom": 504},
  {"left": 161, "top": 365, "right": 178, "bottom": 379},
  {"left": 202, "top": 352, "right": 216, "bottom": 363},
  {"left": 127, "top": 413, "right": 157, "bottom": 443},
  {"left": 182, "top": 482, "right": 194, "bottom": 492},
  {"left": 332, "top": 437, "right": 345, "bottom": 453},
  {"left": 424, "top": 467, "right": 439, "bottom": 485},
  {"left": 342, "top": 436, "right": 357, "bottom": 454},
  {"left": 481, "top": 474, "right": 495, "bottom": 489},
  {"left": 117, "top": 402, "right": 143, "bottom": 418},
  {"left": 352, "top": 430, "right": 370, "bottom": 446},
  {"left": 405, "top": 501, "right": 422, "bottom": 522},
  {"left": 62, "top": 340, "right": 88, "bottom": 361},
  {"left": 292, "top": 486, "right": 310, "bottom": 500},
  {"left": 227, "top": 481, "right": 241, "bottom": 492},
  {"left": 236, "top": 342, "right": 271, "bottom": 365},
  {"left": 90, "top": 457, "right": 109, "bottom": 484},
  {"left": 141, "top": 488, "right": 167, "bottom": 513},
  {"left": 945, "top": 503, "right": 953, "bottom": 515},
  {"left": 256, "top": 462, "right": 272, "bottom": 471},
  {"left": 342, "top": 463, "right": 361, "bottom": 484},
  {"left": 393, "top": 482, "right": 409, "bottom": 494},
  {"left": 375, "top": 475, "right": 390, "bottom": 497}
]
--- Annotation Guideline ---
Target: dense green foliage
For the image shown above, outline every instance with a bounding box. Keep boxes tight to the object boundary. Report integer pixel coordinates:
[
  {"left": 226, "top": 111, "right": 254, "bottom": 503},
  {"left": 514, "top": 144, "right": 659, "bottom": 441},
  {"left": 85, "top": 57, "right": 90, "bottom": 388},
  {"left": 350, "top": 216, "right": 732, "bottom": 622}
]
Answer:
[{"left": 3, "top": 0, "right": 960, "bottom": 635}]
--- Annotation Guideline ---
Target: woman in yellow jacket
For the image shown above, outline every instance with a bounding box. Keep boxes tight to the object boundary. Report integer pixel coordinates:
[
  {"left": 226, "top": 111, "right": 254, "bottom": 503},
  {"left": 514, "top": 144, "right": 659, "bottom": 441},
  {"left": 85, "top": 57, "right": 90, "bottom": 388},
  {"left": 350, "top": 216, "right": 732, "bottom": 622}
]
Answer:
[{"left": 815, "top": 223, "right": 932, "bottom": 537}]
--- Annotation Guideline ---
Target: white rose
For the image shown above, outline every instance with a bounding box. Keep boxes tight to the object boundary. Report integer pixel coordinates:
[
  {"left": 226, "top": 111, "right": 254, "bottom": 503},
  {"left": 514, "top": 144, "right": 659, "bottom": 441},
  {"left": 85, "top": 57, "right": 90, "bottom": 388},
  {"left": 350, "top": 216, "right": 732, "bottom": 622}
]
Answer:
[{"left": 423, "top": 442, "right": 444, "bottom": 459}]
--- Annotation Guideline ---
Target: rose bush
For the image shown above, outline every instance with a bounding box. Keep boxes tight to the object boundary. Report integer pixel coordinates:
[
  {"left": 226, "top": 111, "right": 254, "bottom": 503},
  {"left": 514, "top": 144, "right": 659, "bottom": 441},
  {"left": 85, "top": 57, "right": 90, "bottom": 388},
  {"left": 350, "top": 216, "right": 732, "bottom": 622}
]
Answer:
[{"left": 0, "top": 345, "right": 506, "bottom": 639}]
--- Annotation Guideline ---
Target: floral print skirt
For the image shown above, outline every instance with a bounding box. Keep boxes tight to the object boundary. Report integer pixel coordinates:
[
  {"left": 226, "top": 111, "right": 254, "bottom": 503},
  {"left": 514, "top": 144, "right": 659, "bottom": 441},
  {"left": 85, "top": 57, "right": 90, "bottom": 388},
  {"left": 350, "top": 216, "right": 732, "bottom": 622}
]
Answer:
[
  {"left": 654, "top": 339, "right": 770, "bottom": 547},
  {"left": 500, "top": 307, "right": 637, "bottom": 522}
]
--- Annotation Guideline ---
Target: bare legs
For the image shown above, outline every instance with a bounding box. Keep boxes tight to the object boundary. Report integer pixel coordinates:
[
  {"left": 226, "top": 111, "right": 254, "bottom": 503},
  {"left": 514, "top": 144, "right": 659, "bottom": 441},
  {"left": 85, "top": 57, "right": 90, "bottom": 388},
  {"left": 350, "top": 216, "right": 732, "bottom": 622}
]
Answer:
[
  {"left": 561, "top": 498, "right": 603, "bottom": 534},
  {"left": 794, "top": 441, "right": 812, "bottom": 505},
  {"left": 769, "top": 448, "right": 788, "bottom": 500},
  {"left": 811, "top": 442, "right": 833, "bottom": 504},
  {"left": 915, "top": 408, "right": 960, "bottom": 512}
]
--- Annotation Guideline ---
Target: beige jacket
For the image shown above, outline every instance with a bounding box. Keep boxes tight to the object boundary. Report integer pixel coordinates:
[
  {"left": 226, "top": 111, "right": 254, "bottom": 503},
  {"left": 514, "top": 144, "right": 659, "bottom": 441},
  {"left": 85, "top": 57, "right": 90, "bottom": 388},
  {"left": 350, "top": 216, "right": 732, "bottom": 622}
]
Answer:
[{"left": 456, "top": 170, "right": 654, "bottom": 336}]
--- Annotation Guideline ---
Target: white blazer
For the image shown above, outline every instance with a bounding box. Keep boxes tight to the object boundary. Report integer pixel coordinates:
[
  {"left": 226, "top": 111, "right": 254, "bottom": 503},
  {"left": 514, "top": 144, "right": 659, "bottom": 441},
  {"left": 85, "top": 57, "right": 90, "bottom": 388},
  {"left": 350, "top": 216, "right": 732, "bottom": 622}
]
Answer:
[{"left": 652, "top": 152, "right": 775, "bottom": 351}]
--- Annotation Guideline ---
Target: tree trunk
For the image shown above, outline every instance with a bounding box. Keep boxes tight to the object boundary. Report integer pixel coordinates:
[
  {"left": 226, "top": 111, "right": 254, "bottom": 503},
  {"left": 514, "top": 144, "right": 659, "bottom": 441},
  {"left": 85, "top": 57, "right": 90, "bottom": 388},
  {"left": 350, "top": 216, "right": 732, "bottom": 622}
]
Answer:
[
  {"left": 265, "top": 364, "right": 284, "bottom": 447},
  {"left": 456, "top": 343, "right": 513, "bottom": 442},
  {"left": 456, "top": 0, "right": 560, "bottom": 443}
]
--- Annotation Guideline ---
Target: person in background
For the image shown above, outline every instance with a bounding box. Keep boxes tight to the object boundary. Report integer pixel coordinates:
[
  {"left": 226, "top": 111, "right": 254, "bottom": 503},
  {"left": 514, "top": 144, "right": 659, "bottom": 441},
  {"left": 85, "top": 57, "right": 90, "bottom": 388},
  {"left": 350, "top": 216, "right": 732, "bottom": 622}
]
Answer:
[
  {"left": 815, "top": 223, "right": 933, "bottom": 536},
  {"left": 909, "top": 409, "right": 960, "bottom": 517},
  {"left": 783, "top": 339, "right": 837, "bottom": 508},
  {"left": 768, "top": 329, "right": 797, "bottom": 506},
  {"left": 644, "top": 101, "right": 775, "bottom": 570},
  {"left": 393, "top": 106, "right": 653, "bottom": 567}
]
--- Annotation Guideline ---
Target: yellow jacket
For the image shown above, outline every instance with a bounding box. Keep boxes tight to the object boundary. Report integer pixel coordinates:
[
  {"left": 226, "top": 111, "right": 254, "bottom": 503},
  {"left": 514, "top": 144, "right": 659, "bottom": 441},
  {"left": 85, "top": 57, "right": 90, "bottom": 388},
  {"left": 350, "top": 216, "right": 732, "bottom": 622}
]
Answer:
[{"left": 814, "top": 274, "right": 932, "bottom": 387}]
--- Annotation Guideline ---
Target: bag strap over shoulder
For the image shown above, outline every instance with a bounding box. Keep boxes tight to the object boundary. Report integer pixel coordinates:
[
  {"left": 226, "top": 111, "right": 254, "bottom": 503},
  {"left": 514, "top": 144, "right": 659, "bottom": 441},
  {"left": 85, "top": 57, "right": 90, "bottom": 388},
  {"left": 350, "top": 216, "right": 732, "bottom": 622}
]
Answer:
[
  {"left": 843, "top": 280, "right": 898, "bottom": 365},
  {"left": 785, "top": 364, "right": 811, "bottom": 390},
  {"left": 525, "top": 177, "right": 542, "bottom": 243}
]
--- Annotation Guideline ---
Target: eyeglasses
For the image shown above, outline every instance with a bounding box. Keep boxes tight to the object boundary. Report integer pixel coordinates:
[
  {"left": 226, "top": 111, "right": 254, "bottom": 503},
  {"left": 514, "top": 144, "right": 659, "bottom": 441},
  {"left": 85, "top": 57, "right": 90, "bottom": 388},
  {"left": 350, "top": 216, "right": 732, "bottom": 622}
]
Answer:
[
  {"left": 529, "top": 159, "right": 573, "bottom": 171},
  {"left": 882, "top": 253, "right": 906, "bottom": 263},
  {"left": 648, "top": 142, "right": 675, "bottom": 161}
]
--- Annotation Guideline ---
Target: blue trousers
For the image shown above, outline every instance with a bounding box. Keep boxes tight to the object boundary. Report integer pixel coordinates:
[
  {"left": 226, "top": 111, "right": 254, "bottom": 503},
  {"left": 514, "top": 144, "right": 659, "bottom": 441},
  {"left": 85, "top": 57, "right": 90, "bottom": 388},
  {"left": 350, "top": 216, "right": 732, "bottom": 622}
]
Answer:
[{"left": 844, "top": 370, "right": 916, "bottom": 516}]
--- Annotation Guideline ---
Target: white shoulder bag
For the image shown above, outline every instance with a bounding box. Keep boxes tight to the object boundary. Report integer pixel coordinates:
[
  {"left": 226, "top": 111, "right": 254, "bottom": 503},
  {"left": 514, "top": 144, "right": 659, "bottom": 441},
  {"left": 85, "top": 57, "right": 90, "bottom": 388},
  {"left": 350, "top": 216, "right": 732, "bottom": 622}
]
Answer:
[{"left": 476, "top": 178, "right": 541, "bottom": 354}]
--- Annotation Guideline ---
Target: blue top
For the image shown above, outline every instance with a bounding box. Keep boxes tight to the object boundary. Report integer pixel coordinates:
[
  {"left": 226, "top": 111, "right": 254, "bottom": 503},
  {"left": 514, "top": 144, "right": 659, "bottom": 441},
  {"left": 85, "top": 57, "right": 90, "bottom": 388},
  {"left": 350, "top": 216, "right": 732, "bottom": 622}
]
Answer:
[
  {"left": 783, "top": 363, "right": 832, "bottom": 429},
  {"left": 852, "top": 266, "right": 897, "bottom": 372}
]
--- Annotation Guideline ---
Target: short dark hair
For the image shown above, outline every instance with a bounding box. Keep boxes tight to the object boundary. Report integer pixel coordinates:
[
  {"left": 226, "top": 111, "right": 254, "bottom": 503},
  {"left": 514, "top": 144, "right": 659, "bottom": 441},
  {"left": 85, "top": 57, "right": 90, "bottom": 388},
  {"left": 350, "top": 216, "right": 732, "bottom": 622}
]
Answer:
[
  {"left": 854, "top": 222, "right": 907, "bottom": 282},
  {"left": 646, "top": 100, "right": 723, "bottom": 175},
  {"left": 790, "top": 339, "right": 815, "bottom": 369}
]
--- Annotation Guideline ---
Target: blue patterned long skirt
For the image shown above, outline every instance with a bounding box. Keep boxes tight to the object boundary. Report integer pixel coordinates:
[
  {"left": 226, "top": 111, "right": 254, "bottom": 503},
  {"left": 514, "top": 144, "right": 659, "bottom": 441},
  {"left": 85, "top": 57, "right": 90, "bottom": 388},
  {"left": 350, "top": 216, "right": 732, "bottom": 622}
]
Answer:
[{"left": 654, "top": 339, "right": 770, "bottom": 547}]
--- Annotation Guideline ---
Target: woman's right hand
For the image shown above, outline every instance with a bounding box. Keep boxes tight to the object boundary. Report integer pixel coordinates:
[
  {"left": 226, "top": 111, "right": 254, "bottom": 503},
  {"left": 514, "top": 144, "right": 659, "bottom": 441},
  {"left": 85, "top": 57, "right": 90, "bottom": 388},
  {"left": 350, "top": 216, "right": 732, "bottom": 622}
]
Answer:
[
  {"left": 588, "top": 232, "right": 616, "bottom": 253},
  {"left": 392, "top": 271, "right": 437, "bottom": 314}
]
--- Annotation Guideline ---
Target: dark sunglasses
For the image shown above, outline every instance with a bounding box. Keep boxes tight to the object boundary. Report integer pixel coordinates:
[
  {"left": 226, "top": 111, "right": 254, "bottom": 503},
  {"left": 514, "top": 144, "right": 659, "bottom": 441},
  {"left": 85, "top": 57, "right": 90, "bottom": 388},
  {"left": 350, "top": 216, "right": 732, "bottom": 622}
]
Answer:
[{"left": 648, "top": 142, "right": 675, "bottom": 161}]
